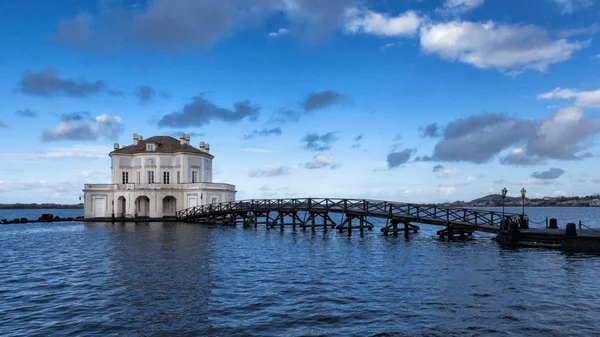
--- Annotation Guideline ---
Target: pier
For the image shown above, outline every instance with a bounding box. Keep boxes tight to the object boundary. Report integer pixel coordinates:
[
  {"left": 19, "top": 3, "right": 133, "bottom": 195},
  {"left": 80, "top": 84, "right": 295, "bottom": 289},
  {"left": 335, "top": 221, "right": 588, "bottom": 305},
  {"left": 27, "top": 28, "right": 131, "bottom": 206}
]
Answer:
[
  {"left": 174, "top": 198, "right": 600, "bottom": 253},
  {"left": 176, "top": 198, "right": 521, "bottom": 238}
]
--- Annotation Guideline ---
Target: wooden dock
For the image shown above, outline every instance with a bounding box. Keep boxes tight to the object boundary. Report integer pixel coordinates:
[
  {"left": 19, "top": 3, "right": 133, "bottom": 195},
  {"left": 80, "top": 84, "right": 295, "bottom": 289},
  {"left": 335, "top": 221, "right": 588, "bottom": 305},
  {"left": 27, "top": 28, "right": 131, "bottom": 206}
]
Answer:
[{"left": 176, "top": 198, "right": 521, "bottom": 238}]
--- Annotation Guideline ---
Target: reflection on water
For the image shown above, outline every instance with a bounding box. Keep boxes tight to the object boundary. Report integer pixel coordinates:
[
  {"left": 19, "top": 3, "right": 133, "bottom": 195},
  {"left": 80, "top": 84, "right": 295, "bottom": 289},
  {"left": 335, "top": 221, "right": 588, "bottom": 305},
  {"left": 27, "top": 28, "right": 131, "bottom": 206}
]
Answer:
[{"left": 1, "top": 218, "right": 599, "bottom": 336}]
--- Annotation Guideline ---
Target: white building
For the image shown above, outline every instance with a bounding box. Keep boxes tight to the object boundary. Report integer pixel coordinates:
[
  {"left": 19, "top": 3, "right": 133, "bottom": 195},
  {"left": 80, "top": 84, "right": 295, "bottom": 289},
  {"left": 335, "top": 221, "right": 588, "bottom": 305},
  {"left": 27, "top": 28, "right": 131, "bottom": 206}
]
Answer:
[{"left": 83, "top": 133, "right": 236, "bottom": 219}]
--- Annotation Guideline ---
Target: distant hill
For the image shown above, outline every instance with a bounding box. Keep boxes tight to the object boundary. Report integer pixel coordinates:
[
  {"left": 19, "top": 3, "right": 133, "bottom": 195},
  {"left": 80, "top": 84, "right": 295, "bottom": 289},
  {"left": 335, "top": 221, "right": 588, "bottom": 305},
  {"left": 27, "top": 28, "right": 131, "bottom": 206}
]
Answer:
[{"left": 470, "top": 194, "right": 522, "bottom": 203}]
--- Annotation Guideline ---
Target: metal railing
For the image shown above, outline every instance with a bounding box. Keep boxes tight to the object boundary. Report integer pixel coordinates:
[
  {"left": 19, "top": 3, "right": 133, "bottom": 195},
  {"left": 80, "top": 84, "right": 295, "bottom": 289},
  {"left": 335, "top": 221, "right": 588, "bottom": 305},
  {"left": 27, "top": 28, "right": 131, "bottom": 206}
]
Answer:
[{"left": 176, "top": 198, "right": 522, "bottom": 229}]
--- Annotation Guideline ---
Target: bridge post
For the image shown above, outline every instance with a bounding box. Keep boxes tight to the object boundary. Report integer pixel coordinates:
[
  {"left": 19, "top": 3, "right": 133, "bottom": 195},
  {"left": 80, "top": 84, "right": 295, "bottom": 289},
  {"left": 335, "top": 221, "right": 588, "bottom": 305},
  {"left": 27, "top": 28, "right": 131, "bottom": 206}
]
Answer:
[{"left": 266, "top": 211, "right": 271, "bottom": 229}]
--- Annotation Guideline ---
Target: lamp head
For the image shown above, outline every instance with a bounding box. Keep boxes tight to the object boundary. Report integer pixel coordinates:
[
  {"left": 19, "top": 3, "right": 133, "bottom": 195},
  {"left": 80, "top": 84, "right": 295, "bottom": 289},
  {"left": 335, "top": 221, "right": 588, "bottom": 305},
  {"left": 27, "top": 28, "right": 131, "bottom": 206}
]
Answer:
[
  {"left": 501, "top": 187, "right": 507, "bottom": 198},
  {"left": 521, "top": 187, "right": 526, "bottom": 198}
]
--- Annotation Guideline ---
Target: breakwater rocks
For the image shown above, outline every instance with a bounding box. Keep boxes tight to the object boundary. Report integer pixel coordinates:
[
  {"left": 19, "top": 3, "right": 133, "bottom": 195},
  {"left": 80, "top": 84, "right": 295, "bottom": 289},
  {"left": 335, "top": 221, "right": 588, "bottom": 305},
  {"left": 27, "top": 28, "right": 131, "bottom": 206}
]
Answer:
[{"left": 0, "top": 213, "right": 84, "bottom": 225}]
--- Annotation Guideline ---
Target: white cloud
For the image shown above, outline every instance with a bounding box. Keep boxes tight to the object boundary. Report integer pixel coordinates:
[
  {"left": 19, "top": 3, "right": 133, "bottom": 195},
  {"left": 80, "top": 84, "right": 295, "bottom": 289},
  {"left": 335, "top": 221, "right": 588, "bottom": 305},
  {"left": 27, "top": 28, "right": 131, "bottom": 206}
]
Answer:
[
  {"left": 249, "top": 162, "right": 293, "bottom": 177},
  {"left": 437, "top": 0, "right": 484, "bottom": 15},
  {"left": 305, "top": 154, "right": 336, "bottom": 169},
  {"left": 344, "top": 8, "right": 422, "bottom": 37},
  {"left": 553, "top": 190, "right": 568, "bottom": 196},
  {"left": 268, "top": 28, "right": 289, "bottom": 37},
  {"left": 381, "top": 42, "right": 400, "bottom": 50},
  {"left": 419, "top": 20, "right": 587, "bottom": 73},
  {"left": 554, "top": 0, "right": 593, "bottom": 14},
  {"left": 557, "top": 23, "right": 599, "bottom": 37},
  {"left": 0, "top": 180, "right": 75, "bottom": 193},
  {"left": 501, "top": 106, "right": 600, "bottom": 165},
  {"left": 2, "top": 145, "right": 110, "bottom": 161},
  {"left": 511, "top": 179, "right": 561, "bottom": 186},
  {"left": 42, "top": 114, "right": 124, "bottom": 141},
  {"left": 537, "top": 87, "right": 600, "bottom": 108},
  {"left": 438, "top": 169, "right": 459, "bottom": 177},
  {"left": 438, "top": 186, "right": 456, "bottom": 196}
]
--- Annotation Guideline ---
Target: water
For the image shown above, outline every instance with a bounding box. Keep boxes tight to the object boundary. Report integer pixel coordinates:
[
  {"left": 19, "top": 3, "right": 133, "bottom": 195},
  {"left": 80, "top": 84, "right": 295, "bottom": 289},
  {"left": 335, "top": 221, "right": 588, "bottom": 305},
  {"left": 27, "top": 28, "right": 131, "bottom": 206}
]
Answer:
[
  {"left": 1, "top": 208, "right": 600, "bottom": 336},
  {"left": 0, "top": 208, "right": 83, "bottom": 221}
]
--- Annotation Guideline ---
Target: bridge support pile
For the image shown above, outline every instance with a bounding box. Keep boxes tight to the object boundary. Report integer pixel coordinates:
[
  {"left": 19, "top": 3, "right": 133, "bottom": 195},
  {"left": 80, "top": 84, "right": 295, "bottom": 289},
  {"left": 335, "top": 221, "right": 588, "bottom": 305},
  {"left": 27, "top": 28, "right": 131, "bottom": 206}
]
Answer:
[
  {"left": 381, "top": 219, "right": 420, "bottom": 236},
  {"left": 437, "top": 225, "right": 473, "bottom": 241},
  {"left": 336, "top": 212, "right": 375, "bottom": 233}
]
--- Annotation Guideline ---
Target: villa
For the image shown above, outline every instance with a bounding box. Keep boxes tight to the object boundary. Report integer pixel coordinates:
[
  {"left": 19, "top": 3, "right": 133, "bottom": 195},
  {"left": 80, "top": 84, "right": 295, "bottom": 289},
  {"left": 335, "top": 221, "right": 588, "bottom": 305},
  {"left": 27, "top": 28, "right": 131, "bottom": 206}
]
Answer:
[{"left": 83, "top": 133, "right": 236, "bottom": 219}]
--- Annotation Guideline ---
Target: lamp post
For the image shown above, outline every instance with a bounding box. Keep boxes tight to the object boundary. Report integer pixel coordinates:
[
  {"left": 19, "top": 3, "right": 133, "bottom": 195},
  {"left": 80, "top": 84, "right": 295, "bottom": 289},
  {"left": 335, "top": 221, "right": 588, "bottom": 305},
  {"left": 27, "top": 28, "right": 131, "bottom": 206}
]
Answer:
[
  {"left": 501, "top": 187, "right": 508, "bottom": 218},
  {"left": 520, "top": 187, "right": 527, "bottom": 227}
]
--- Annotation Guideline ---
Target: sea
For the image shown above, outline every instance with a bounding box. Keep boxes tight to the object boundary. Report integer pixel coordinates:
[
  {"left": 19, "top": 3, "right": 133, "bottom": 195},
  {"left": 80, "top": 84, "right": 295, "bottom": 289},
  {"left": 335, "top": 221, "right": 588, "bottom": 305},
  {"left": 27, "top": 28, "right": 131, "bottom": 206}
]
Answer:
[{"left": 1, "top": 207, "right": 599, "bottom": 336}]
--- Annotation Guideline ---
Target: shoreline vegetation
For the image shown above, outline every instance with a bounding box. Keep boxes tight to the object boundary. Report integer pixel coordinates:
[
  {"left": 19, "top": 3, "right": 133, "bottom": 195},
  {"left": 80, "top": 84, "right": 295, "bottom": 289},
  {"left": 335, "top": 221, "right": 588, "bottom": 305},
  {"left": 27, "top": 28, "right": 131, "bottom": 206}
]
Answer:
[{"left": 0, "top": 203, "right": 84, "bottom": 209}]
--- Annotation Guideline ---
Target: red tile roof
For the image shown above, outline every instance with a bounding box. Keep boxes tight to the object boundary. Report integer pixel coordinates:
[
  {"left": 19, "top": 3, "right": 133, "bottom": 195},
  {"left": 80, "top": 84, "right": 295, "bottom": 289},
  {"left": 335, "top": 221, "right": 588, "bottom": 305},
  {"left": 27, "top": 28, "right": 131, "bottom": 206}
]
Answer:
[{"left": 110, "top": 136, "right": 214, "bottom": 158}]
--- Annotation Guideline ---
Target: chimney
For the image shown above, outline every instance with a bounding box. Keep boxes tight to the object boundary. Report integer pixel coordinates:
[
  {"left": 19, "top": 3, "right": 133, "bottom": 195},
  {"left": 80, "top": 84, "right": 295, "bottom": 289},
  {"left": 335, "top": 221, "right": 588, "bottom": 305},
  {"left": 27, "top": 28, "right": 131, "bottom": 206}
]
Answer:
[
  {"left": 139, "top": 135, "right": 143, "bottom": 141},
  {"left": 113, "top": 143, "right": 119, "bottom": 150},
  {"left": 180, "top": 133, "right": 186, "bottom": 145},
  {"left": 199, "top": 141, "right": 205, "bottom": 151},
  {"left": 133, "top": 133, "right": 139, "bottom": 145},
  {"left": 205, "top": 143, "right": 210, "bottom": 153},
  {"left": 185, "top": 134, "right": 190, "bottom": 144}
]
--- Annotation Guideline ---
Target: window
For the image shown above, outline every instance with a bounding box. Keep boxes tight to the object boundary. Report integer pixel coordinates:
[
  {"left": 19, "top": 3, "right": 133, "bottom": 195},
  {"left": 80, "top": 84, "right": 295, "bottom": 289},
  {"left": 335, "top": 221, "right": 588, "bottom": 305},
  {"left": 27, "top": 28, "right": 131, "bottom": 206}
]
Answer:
[
  {"left": 122, "top": 172, "right": 129, "bottom": 184},
  {"left": 146, "top": 144, "right": 155, "bottom": 151},
  {"left": 163, "top": 172, "right": 170, "bottom": 184},
  {"left": 211, "top": 197, "right": 218, "bottom": 205},
  {"left": 136, "top": 172, "right": 140, "bottom": 184},
  {"left": 191, "top": 171, "right": 198, "bottom": 183},
  {"left": 177, "top": 171, "right": 180, "bottom": 184},
  {"left": 147, "top": 171, "right": 154, "bottom": 184}
]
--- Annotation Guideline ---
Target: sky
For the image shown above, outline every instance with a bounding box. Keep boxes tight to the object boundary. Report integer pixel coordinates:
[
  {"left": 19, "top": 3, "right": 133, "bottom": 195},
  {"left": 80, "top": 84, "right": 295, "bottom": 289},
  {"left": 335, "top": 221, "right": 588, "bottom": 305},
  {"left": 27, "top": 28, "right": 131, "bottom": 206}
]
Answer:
[{"left": 0, "top": 0, "right": 600, "bottom": 204}]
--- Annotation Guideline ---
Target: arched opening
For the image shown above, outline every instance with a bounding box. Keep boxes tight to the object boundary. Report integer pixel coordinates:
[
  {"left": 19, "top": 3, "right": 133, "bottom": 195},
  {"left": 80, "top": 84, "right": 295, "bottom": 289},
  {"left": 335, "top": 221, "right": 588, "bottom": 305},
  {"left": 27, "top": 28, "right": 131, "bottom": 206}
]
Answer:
[
  {"left": 116, "top": 196, "right": 126, "bottom": 217},
  {"left": 135, "top": 196, "right": 150, "bottom": 217},
  {"left": 162, "top": 196, "right": 177, "bottom": 217}
]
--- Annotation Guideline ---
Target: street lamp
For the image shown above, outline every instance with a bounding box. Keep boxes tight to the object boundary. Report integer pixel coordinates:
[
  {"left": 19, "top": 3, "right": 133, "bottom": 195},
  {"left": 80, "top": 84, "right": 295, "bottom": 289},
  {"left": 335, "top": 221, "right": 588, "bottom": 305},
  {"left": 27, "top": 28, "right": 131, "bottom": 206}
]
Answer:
[
  {"left": 520, "top": 187, "right": 527, "bottom": 227},
  {"left": 501, "top": 187, "right": 508, "bottom": 218}
]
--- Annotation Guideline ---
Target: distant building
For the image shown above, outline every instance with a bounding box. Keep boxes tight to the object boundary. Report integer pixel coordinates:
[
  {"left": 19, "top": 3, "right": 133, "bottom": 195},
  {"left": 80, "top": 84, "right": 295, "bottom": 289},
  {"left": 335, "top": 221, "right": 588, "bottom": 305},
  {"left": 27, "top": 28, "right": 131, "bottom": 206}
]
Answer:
[
  {"left": 83, "top": 133, "right": 236, "bottom": 219},
  {"left": 591, "top": 199, "right": 600, "bottom": 207}
]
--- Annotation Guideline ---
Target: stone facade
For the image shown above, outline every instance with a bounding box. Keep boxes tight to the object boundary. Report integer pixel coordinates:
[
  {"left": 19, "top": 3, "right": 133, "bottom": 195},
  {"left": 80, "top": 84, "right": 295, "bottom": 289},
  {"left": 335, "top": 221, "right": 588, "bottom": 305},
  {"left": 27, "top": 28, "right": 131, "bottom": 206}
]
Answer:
[{"left": 83, "top": 133, "right": 236, "bottom": 219}]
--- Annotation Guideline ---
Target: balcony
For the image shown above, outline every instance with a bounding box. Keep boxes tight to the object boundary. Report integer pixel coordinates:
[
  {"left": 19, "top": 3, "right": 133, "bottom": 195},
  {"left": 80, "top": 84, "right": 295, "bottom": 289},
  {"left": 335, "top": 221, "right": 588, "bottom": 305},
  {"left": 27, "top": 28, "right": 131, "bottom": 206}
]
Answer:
[{"left": 84, "top": 182, "right": 236, "bottom": 191}]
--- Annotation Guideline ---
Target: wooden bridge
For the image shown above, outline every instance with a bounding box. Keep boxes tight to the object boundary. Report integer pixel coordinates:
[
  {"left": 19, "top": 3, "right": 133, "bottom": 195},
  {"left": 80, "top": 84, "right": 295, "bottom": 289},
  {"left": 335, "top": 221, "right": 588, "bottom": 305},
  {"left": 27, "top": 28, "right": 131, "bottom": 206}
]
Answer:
[{"left": 176, "top": 198, "right": 522, "bottom": 238}]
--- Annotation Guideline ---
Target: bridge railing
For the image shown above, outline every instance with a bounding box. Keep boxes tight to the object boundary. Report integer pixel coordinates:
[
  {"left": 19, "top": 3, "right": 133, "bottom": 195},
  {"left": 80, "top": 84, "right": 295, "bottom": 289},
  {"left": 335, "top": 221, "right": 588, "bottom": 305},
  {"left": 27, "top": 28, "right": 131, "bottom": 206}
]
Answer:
[{"left": 175, "top": 198, "right": 521, "bottom": 228}]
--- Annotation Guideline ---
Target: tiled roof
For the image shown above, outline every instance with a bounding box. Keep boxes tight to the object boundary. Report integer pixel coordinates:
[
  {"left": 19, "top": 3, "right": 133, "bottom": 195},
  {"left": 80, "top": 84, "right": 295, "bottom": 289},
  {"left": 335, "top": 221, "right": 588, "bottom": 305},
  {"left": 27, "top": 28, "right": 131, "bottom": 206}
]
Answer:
[{"left": 110, "top": 136, "right": 214, "bottom": 158}]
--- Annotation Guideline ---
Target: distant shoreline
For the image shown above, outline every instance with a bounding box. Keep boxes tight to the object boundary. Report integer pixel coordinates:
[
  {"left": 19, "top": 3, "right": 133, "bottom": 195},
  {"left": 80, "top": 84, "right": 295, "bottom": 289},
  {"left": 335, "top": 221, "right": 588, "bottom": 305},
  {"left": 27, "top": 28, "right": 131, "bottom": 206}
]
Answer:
[{"left": 0, "top": 204, "right": 84, "bottom": 210}]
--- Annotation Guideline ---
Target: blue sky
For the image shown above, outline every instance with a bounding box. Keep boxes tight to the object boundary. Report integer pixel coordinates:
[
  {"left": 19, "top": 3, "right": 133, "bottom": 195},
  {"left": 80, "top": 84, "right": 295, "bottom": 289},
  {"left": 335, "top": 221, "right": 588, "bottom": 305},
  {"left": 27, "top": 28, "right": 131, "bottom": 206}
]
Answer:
[{"left": 1, "top": 0, "right": 600, "bottom": 204}]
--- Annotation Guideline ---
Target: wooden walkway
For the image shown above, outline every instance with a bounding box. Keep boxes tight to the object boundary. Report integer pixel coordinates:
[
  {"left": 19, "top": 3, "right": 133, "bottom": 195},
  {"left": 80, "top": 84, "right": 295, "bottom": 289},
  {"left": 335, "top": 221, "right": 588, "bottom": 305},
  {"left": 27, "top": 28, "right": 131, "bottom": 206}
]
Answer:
[{"left": 176, "top": 198, "right": 522, "bottom": 237}]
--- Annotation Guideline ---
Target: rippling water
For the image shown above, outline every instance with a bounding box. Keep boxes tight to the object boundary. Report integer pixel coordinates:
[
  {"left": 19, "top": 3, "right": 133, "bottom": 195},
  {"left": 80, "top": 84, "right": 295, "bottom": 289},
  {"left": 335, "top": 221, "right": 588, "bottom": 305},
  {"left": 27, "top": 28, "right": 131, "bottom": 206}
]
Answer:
[{"left": 1, "top": 208, "right": 600, "bottom": 336}]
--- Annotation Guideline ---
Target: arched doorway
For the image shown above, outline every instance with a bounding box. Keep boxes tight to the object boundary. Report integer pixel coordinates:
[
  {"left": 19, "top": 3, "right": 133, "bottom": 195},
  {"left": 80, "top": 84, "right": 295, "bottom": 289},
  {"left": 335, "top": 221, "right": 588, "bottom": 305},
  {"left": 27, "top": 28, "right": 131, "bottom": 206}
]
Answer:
[
  {"left": 135, "top": 196, "right": 150, "bottom": 217},
  {"left": 116, "top": 196, "right": 126, "bottom": 217},
  {"left": 162, "top": 196, "right": 177, "bottom": 217}
]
